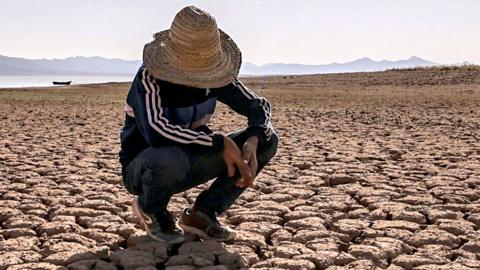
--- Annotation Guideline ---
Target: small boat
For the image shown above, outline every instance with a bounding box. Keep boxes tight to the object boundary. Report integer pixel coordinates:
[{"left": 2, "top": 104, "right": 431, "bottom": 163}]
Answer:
[{"left": 52, "top": 81, "right": 72, "bottom": 85}]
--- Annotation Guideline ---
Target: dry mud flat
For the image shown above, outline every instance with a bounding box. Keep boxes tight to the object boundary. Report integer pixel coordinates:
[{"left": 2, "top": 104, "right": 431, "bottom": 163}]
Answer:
[{"left": 1, "top": 68, "right": 480, "bottom": 270}]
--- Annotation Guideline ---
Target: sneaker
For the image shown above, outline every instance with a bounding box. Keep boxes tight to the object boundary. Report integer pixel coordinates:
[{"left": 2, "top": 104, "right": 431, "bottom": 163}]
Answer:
[
  {"left": 131, "top": 198, "right": 185, "bottom": 244},
  {"left": 178, "top": 206, "right": 236, "bottom": 241}
]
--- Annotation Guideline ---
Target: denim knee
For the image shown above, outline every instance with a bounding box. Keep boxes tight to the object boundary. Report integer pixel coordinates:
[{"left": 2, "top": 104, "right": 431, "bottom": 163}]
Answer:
[
  {"left": 122, "top": 164, "right": 140, "bottom": 195},
  {"left": 138, "top": 146, "right": 190, "bottom": 187},
  {"left": 261, "top": 131, "right": 278, "bottom": 163}
]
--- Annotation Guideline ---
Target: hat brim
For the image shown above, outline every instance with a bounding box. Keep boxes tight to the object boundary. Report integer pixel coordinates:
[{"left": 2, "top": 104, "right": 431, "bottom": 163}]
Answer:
[{"left": 143, "top": 29, "right": 242, "bottom": 89}]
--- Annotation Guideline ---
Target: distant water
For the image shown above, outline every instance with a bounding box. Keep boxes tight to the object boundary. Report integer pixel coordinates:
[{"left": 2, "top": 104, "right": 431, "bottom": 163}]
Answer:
[{"left": 0, "top": 75, "right": 133, "bottom": 88}]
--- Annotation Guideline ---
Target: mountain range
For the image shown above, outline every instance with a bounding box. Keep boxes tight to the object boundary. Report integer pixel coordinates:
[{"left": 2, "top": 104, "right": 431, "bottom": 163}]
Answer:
[
  {"left": 0, "top": 54, "right": 439, "bottom": 76},
  {"left": 0, "top": 55, "right": 141, "bottom": 76},
  {"left": 240, "top": 56, "right": 438, "bottom": 75}
]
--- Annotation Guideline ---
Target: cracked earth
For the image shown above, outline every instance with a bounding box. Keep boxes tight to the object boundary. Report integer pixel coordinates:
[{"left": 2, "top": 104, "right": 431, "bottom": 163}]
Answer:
[{"left": 1, "top": 68, "right": 480, "bottom": 269}]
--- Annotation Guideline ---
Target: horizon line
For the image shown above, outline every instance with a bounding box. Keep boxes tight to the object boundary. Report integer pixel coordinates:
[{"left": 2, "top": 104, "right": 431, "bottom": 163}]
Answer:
[{"left": 1, "top": 53, "right": 477, "bottom": 66}]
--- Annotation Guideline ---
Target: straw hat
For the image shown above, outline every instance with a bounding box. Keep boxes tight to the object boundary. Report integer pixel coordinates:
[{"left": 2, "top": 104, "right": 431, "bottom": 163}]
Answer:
[{"left": 143, "top": 6, "right": 242, "bottom": 89}]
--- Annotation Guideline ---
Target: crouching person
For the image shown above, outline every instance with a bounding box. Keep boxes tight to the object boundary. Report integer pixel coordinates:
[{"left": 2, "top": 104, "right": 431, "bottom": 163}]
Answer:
[{"left": 119, "top": 6, "right": 278, "bottom": 243}]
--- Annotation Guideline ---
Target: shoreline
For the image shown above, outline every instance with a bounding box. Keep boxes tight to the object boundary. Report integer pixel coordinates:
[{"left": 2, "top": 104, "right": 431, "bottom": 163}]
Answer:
[
  {"left": 2, "top": 65, "right": 480, "bottom": 90},
  {"left": 0, "top": 81, "right": 132, "bottom": 91}
]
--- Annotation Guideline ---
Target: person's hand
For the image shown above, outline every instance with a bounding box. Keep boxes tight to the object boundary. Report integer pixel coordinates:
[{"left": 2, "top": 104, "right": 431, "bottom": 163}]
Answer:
[
  {"left": 239, "top": 136, "right": 259, "bottom": 188},
  {"left": 221, "top": 135, "right": 253, "bottom": 188}
]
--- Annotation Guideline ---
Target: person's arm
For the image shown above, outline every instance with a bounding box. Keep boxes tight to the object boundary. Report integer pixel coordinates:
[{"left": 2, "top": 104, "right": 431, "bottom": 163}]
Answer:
[
  {"left": 213, "top": 78, "right": 273, "bottom": 148},
  {"left": 127, "top": 67, "right": 224, "bottom": 151}
]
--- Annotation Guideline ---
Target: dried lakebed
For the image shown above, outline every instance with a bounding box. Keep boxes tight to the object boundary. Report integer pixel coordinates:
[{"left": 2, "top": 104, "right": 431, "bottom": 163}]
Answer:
[{"left": 1, "top": 69, "right": 480, "bottom": 269}]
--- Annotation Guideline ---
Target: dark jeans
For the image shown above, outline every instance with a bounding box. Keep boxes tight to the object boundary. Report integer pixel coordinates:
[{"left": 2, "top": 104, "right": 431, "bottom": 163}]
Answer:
[{"left": 122, "top": 129, "right": 278, "bottom": 217}]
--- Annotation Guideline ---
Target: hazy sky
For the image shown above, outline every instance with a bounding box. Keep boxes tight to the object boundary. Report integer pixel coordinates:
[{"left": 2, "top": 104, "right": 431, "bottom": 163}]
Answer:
[{"left": 1, "top": 0, "right": 479, "bottom": 64}]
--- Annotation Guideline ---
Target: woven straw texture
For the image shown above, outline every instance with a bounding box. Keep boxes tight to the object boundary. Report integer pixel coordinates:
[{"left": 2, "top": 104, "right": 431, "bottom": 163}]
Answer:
[{"left": 143, "top": 6, "right": 242, "bottom": 88}]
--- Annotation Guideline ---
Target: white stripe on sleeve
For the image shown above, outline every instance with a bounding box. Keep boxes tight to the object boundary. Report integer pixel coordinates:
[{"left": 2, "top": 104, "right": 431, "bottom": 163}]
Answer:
[
  {"left": 141, "top": 69, "right": 213, "bottom": 146},
  {"left": 233, "top": 79, "right": 273, "bottom": 140}
]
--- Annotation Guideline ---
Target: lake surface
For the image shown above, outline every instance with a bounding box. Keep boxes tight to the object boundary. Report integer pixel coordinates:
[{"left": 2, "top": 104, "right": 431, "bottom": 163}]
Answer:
[{"left": 0, "top": 75, "right": 133, "bottom": 88}]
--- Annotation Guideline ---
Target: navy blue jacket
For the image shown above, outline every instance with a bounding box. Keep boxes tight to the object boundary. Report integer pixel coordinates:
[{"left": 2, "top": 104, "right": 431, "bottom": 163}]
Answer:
[{"left": 119, "top": 66, "right": 273, "bottom": 167}]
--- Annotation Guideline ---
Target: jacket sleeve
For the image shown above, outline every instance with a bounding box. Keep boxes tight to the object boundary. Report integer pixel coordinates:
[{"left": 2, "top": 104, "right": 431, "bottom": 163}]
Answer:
[
  {"left": 213, "top": 78, "right": 273, "bottom": 148},
  {"left": 126, "top": 67, "right": 224, "bottom": 151}
]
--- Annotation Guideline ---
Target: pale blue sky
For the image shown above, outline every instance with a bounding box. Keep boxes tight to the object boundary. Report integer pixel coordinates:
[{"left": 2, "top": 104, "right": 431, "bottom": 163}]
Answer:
[{"left": 1, "top": 0, "right": 479, "bottom": 64}]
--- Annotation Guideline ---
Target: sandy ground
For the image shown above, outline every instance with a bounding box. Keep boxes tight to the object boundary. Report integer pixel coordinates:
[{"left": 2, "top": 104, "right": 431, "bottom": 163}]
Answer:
[{"left": 1, "top": 68, "right": 480, "bottom": 270}]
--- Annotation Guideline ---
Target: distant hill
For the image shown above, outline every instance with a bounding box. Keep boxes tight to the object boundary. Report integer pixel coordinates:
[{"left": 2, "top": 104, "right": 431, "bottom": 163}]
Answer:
[
  {"left": 0, "top": 55, "right": 141, "bottom": 76},
  {"left": 240, "top": 56, "right": 438, "bottom": 75},
  {"left": 0, "top": 54, "right": 438, "bottom": 76}
]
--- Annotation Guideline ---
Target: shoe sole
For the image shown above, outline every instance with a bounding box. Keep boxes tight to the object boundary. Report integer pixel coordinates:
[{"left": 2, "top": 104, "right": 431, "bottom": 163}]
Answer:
[
  {"left": 178, "top": 222, "right": 235, "bottom": 242},
  {"left": 131, "top": 198, "right": 185, "bottom": 244}
]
